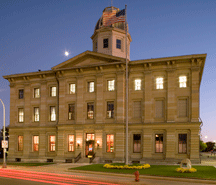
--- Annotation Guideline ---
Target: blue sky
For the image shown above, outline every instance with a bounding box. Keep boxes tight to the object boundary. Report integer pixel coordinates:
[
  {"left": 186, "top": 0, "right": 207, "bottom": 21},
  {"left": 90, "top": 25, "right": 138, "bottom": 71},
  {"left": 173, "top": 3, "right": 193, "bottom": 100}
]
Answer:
[{"left": 0, "top": 0, "right": 215, "bottom": 142}]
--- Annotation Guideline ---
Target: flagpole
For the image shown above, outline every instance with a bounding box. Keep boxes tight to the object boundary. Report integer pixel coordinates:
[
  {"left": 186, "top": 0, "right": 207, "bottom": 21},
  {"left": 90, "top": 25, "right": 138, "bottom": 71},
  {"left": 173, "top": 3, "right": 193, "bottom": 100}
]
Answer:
[{"left": 125, "top": 4, "right": 129, "bottom": 165}]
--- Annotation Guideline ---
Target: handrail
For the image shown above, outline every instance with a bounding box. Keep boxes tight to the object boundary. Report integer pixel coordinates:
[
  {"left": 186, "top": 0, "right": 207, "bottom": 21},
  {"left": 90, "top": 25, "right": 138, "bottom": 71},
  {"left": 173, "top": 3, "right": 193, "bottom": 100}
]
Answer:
[
  {"left": 90, "top": 153, "right": 96, "bottom": 163},
  {"left": 74, "top": 152, "right": 81, "bottom": 163}
]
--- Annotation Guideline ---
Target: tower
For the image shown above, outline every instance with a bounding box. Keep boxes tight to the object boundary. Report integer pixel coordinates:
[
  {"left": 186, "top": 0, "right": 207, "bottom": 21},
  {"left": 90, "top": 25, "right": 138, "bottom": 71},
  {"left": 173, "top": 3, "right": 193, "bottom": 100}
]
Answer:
[{"left": 91, "top": 6, "right": 132, "bottom": 59}]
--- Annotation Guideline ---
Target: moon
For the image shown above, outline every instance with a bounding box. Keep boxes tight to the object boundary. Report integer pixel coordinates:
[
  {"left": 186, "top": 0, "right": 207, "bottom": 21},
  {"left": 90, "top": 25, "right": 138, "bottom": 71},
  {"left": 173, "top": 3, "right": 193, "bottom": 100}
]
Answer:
[{"left": 65, "top": 51, "right": 69, "bottom": 56}]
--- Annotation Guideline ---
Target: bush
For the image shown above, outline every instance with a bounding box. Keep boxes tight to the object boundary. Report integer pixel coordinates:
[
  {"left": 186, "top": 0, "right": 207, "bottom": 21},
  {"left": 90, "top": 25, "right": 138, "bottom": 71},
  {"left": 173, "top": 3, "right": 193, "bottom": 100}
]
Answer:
[
  {"left": 103, "top": 163, "right": 150, "bottom": 169},
  {"left": 175, "top": 167, "right": 197, "bottom": 173}
]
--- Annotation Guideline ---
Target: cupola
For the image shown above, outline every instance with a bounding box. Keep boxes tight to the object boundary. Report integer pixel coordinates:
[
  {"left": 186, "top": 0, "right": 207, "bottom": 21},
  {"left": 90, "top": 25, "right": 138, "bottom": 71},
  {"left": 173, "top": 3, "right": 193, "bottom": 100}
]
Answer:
[{"left": 91, "top": 6, "right": 132, "bottom": 59}]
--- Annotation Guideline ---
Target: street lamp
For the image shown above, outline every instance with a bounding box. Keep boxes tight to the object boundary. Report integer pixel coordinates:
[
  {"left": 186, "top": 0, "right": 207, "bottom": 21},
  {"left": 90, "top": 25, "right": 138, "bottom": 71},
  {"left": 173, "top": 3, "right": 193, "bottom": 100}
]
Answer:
[{"left": 0, "top": 99, "right": 7, "bottom": 168}]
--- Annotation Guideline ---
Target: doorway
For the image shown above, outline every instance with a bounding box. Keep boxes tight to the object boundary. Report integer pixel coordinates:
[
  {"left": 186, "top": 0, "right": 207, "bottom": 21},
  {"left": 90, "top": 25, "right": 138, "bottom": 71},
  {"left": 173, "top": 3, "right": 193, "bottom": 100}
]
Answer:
[{"left": 85, "top": 133, "right": 95, "bottom": 158}]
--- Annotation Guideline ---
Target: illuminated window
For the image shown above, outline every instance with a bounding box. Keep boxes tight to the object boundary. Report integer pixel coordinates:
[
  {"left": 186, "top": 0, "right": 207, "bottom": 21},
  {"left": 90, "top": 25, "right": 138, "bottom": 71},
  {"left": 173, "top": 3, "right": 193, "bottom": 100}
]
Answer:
[
  {"left": 107, "top": 101, "right": 114, "bottom": 118},
  {"left": 116, "top": 39, "right": 121, "bottom": 49},
  {"left": 179, "top": 76, "right": 187, "bottom": 88},
  {"left": 107, "top": 134, "right": 114, "bottom": 152},
  {"left": 49, "top": 135, "right": 55, "bottom": 152},
  {"left": 19, "top": 89, "right": 24, "bottom": 99},
  {"left": 87, "top": 103, "right": 94, "bottom": 119},
  {"left": 103, "top": 38, "right": 108, "bottom": 48},
  {"left": 50, "top": 106, "right": 56, "bottom": 121},
  {"left": 33, "top": 136, "right": 39, "bottom": 152},
  {"left": 135, "top": 79, "right": 141, "bottom": 90},
  {"left": 34, "top": 107, "right": 39, "bottom": 122},
  {"left": 155, "top": 134, "right": 163, "bottom": 153},
  {"left": 156, "top": 77, "right": 163, "bottom": 89},
  {"left": 68, "top": 135, "right": 74, "bottom": 152},
  {"left": 50, "top": 87, "right": 56, "bottom": 97},
  {"left": 86, "top": 133, "right": 94, "bottom": 141},
  {"left": 69, "top": 83, "right": 76, "bottom": 94},
  {"left": 88, "top": 82, "right": 94, "bottom": 92},
  {"left": 68, "top": 104, "right": 75, "bottom": 120},
  {"left": 108, "top": 80, "right": 115, "bottom": 91},
  {"left": 179, "top": 134, "right": 187, "bottom": 154},
  {"left": 18, "top": 108, "right": 24, "bottom": 122},
  {"left": 133, "top": 134, "right": 141, "bottom": 153},
  {"left": 34, "top": 88, "right": 40, "bottom": 98},
  {"left": 18, "top": 136, "right": 23, "bottom": 151}
]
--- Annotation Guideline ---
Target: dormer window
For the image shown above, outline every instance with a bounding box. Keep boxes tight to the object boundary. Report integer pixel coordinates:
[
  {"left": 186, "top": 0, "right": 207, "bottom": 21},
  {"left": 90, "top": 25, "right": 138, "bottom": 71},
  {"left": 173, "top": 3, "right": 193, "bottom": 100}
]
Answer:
[
  {"left": 103, "top": 38, "right": 108, "bottom": 48},
  {"left": 116, "top": 39, "right": 121, "bottom": 49}
]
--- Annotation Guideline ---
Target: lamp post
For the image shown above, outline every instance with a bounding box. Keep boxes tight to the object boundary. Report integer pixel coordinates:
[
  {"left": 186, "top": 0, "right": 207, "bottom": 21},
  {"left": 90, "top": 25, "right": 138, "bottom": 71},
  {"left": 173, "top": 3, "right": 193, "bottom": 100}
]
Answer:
[{"left": 0, "top": 99, "right": 7, "bottom": 168}]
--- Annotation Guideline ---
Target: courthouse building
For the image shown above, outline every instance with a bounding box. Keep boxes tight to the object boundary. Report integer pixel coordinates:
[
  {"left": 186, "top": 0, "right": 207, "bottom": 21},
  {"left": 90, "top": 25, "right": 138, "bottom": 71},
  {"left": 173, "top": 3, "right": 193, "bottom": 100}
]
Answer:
[{"left": 3, "top": 6, "right": 206, "bottom": 163}]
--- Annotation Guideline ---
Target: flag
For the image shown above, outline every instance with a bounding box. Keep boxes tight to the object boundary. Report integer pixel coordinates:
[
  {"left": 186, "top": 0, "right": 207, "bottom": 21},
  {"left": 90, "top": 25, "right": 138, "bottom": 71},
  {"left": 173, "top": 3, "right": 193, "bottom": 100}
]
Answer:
[{"left": 116, "top": 9, "right": 125, "bottom": 17}]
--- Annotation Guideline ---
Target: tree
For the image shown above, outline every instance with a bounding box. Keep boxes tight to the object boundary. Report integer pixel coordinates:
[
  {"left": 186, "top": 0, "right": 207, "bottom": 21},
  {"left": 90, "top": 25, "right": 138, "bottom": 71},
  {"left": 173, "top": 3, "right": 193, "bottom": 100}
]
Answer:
[
  {"left": 206, "top": 142, "right": 215, "bottom": 152},
  {"left": 200, "top": 140, "right": 207, "bottom": 152}
]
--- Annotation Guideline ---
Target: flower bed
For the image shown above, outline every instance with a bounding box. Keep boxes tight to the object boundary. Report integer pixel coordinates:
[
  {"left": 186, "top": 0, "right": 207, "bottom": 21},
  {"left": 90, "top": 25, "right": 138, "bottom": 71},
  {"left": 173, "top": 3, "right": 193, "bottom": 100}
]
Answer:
[
  {"left": 175, "top": 167, "right": 197, "bottom": 173},
  {"left": 103, "top": 163, "right": 150, "bottom": 169}
]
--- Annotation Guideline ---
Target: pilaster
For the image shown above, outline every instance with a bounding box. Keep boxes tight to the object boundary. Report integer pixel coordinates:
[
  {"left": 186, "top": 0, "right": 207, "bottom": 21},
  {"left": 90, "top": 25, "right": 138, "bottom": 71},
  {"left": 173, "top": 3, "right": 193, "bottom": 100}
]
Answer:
[
  {"left": 96, "top": 74, "right": 103, "bottom": 123},
  {"left": 144, "top": 70, "right": 152, "bottom": 123},
  {"left": 76, "top": 75, "right": 84, "bottom": 124},
  {"left": 116, "top": 71, "right": 125, "bottom": 123},
  {"left": 191, "top": 67, "right": 200, "bottom": 122},
  {"left": 166, "top": 128, "right": 176, "bottom": 159},
  {"left": 166, "top": 67, "right": 176, "bottom": 122}
]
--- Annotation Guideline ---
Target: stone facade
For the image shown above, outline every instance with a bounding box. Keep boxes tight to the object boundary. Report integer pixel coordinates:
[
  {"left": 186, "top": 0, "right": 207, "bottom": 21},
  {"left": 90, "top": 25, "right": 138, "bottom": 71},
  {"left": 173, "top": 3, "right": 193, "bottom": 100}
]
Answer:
[{"left": 3, "top": 6, "right": 206, "bottom": 164}]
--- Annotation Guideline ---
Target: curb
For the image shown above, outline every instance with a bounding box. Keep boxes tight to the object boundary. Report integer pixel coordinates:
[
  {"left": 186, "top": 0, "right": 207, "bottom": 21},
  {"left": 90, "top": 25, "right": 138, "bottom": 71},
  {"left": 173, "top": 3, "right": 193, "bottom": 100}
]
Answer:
[{"left": 68, "top": 169, "right": 216, "bottom": 184}]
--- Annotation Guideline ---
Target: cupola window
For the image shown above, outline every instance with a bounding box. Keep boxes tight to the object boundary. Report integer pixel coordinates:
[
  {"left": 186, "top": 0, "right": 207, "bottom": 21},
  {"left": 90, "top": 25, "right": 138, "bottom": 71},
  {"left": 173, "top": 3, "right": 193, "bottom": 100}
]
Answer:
[
  {"left": 116, "top": 39, "right": 121, "bottom": 49},
  {"left": 103, "top": 38, "right": 108, "bottom": 48}
]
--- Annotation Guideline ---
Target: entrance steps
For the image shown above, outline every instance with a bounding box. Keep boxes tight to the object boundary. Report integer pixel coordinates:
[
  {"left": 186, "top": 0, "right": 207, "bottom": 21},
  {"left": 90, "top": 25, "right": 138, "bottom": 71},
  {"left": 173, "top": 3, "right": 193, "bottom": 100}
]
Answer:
[{"left": 76, "top": 157, "right": 89, "bottom": 163}]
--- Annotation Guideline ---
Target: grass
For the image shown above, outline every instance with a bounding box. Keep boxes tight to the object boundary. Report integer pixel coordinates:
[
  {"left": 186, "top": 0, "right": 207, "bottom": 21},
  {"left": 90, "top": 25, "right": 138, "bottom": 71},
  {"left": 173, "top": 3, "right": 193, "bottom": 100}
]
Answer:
[
  {"left": 0, "top": 162, "right": 55, "bottom": 166},
  {"left": 69, "top": 164, "right": 216, "bottom": 180}
]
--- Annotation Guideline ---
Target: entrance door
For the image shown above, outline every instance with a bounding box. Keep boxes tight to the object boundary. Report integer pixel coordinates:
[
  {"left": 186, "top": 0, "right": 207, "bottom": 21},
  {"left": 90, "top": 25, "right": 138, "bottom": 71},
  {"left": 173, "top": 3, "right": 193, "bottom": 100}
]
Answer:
[{"left": 85, "top": 134, "right": 95, "bottom": 158}]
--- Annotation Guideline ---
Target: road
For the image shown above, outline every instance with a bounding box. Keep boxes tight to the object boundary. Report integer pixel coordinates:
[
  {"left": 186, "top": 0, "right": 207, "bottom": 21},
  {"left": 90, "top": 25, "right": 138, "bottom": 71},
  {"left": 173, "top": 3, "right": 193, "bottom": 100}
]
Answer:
[{"left": 0, "top": 169, "right": 119, "bottom": 185}]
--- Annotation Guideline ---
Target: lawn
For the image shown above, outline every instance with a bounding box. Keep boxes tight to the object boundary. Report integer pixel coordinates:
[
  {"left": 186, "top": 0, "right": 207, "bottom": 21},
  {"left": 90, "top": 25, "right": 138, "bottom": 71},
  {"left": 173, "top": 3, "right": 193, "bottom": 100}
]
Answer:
[
  {"left": 69, "top": 164, "right": 216, "bottom": 180},
  {"left": 0, "top": 162, "right": 55, "bottom": 166}
]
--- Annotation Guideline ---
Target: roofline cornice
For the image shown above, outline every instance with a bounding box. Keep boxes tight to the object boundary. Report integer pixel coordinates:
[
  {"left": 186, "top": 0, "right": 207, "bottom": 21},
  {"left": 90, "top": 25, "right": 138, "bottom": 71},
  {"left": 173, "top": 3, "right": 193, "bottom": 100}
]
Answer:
[
  {"left": 130, "top": 53, "right": 207, "bottom": 64},
  {"left": 3, "top": 70, "right": 53, "bottom": 79}
]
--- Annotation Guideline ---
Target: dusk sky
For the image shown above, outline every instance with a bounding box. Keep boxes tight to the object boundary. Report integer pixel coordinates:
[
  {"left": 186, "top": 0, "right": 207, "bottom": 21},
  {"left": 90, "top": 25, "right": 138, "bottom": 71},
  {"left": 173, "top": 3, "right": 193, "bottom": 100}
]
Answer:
[{"left": 0, "top": 0, "right": 215, "bottom": 142}]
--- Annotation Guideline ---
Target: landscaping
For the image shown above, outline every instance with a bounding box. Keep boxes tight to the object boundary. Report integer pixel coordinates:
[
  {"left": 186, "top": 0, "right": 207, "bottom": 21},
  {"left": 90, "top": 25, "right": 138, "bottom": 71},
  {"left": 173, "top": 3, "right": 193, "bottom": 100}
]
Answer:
[
  {"left": 0, "top": 162, "right": 55, "bottom": 166},
  {"left": 69, "top": 164, "right": 216, "bottom": 180}
]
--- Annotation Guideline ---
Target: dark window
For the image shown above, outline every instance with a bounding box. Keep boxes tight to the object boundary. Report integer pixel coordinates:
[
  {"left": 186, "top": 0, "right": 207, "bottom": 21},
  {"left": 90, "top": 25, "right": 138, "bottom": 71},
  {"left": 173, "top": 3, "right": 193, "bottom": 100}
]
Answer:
[
  {"left": 87, "top": 103, "right": 94, "bottom": 119},
  {"left": 155, "top": 134, "right": 163, "bottom": 153},
  {"left": 133, "top": 134, "right": 141, "bottom": 153},
  {"left": 103, "top": 39, "right": 108, "bottom": 48},
  {"left": 68, "top": 104, "right": 75, "bottom": 120},
  {"left": 19, "top": 89, "right": 24, "bottom": 99},
  {"left": 179, "top": 134, "right": 187, "bottom": 154},
  {"left": 116, "top": 39, "right": 121, "bottom": 49},
  {"left": 107, "top": 101, "right": 114, "bottom": 118}
]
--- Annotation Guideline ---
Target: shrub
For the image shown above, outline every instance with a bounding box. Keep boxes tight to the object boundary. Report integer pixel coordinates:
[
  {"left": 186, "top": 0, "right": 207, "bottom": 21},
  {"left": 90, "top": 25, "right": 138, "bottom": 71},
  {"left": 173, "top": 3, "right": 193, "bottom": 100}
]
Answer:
[
  {"left": 103, "top": 163, "right": 150, "bottom": 169},
  {"left": 175, "top": 167, "right": 197, "bottom": 173}
]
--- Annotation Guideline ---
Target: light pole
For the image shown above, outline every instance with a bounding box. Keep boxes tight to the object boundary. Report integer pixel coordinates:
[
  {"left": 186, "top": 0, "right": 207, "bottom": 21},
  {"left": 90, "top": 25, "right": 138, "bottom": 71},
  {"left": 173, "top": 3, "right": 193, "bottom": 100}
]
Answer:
[{"left": 0, "top": 99, "right": 7, "bottom": 168}]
